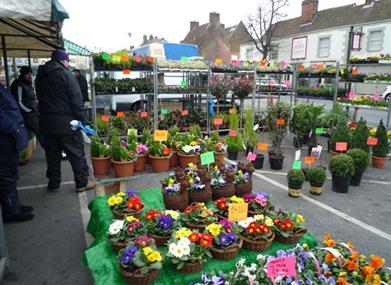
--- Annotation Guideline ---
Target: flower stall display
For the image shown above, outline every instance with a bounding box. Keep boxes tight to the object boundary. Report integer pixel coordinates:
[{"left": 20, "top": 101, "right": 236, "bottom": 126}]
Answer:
[
  {"left": 148, "top": 140, "right": 172, "bottom": 173},
  {"left": 134, "top": 143, "right": 149, "bottom": 172},
  {"left": 90, "top": 136, "right": 111, "bottom": 175},
  {"left": 210, "top": 164, "right": 236, "bottom": 200},
  {"left": 144, "top": 209, "right": 181, "bottom": 246},
  {"left": 243, "top": 192, "right": 274, "bottom": 216},
  {"left": 184, "top": 164, "right": 212, "bottom": 203},
  {"left": 161, "top": 172, "right": 188, "bottom": 211},
  {"left": 177, "top": 133, "right": 201, "bottom": 168},
  {"left": 110, "top": 134, "right": 137, "bottom": 178},
  {"left": 238, "top": 215, "right": 275, "bottom": 252},
  {"left": 182, "top": 203, "right": 217, "bottom": 230},
  {"left": 117, "top": 238, "right": 163, "bottom": 285},
  {"left": 211, "top": 196, "right": 245, "bottom": 220},
  {"left": 271, "top": 211, "right": 307, "bottom": 244},
  {"left": 107, "top": 191, "right": 144, "bottom": 219},
  {"left": 206, "top": 219, "right": 242, "bottom": 260},
  {"left": 107, "top": 216, "right": 147, "bottom": 251},
  {"left": 166, "top": 227, "right": 213, "bottom": 274}
]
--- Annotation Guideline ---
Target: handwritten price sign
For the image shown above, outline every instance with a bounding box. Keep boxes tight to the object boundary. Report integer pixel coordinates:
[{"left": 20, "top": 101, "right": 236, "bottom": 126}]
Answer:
[
  {"left": 276, "top": 119, "right": 285, "bottom": 126},
  {"left": 335, "top": 142, "right": 348, "bottom": 152},
  {"left": 116, "top": 112, "right": 125, "bottom": 117},
  {"left": 228, "top": 130, "right": 238, "bottom": 137},
  {"left": 181, "top": 110, "right": 189, "bottom": 116},
  {"left": 200, "top": 151, "right": 215, "bottom": 166},
  {"left": 140, "top": 112, "right": 148, "bottom": 118},
  {"left": 214, "top": 118, "right": 223, "bottom": 125},
  {"left": 367, "top": 137, "right": 378, "bottom": 146},
  {"left": 246, "top": 152, "right": 257, "bottom": 161},
  {"left": 257, "top": 143, "right": 268, "bottom": 151},
  {"left": 228, "top": 203, "right": 248, "bottom": 222},
  {"left": 153, "top": 130, "right": 168, "bottom": 142},
  {"left": 267, "top": 256, "right": 298, "bottom": 285}
]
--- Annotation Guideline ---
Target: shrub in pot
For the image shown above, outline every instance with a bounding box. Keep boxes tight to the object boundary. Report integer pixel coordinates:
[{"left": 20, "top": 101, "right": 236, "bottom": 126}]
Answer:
[
  {"left": 287, "top": 169, "right": 305, "bottom": 198},
  {"left": 307, "top": 167, "right": 326, "bottom": 195},
  {"left": 371, "top": 120, "right": 389, "bottom": 169},
  {"left": 351, "top": 117, "right": 370, "bottom": 153},
  {"left": 329, "top": 154, "right": 355, "bottom": 193},
  {"left": 90, "top": 136, "right": 111, "bottom": 175},
  {"left": 347, "top": 148, "right": 369, "bottom": 186},
  {"left": 225, "top": 109, "right": 243, "bottom": 160},
  {"left": 330, "top": 122, "right": 351, "bottom": 154},
  {"left": 111, "top": 135, "right": 137, "bottom": 178}
]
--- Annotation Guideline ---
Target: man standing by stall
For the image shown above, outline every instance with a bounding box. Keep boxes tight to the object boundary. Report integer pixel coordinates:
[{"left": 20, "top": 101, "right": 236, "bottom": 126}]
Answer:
[{"left": 36, "top": 49, "right": 94, "bottom": 193}]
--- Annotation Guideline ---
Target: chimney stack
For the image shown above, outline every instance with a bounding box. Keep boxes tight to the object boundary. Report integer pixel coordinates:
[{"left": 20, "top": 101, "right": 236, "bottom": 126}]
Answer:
[
  {"left": 149, "top": 34, "right": 153, "bottom": 40},
  {"left": 364, "top": 0, "right": 373, "bottom": 5},
  {"left": 143, "top": 35, "right": 147, "bottom": 44},
  {"left": 190, "top": 21, "right": 199, "bottom": 31},
  {"left": 209, "top": 12, "right": 220, "bottom": 25},
  {"left": 301, "top": 0, "right": 318, "bottom": 24}
]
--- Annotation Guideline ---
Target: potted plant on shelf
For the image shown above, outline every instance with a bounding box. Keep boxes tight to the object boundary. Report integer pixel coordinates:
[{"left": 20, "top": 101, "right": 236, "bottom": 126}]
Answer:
[
  {"left": 371, "top": 120, "right": 389, "bottom": 169},
  {"left": 166, "top": 228, "right": 212, "bottom": 274},
  {"left": 111, "top": 135, "right": 137, "bottom": 178},
  {"left": 184, "top": 164, "right": 212, "bottom": 203},
  {"left": 210, "top": 131, "right": 226, "bottom": 164},
  {"left": 206, "top": 219, "right": 242, "bottom": 260},
  {"left": 107, "top": 190, "right": 145, "bottom": 218},
  {"left": 330, "top": 121, "right": 351, "bottom": 155},
  {"left": 168, "top": 126, "right": 180, "bottom": 167},
  {"left": 307, "top": 167, "right": 327, "bottom": 195},
  {"left": 243, "top": 192, "right": 274, "bottom": 216},
  {"left": 266, "top": 102, "right": 290, "bottom": 170},
  {"left": 161, "top": 172, "right": 188, "bottom": 211},
  {"left": 287, "top": 169, "right": 305, "bottom": 198},
  {"left": 347, "top": 148, "right": 369, "bottom": 186},
  {"left": 117, "top": 238, "right": 163, "bottom": 285},
  {"left": 90, "top": 136, "right": 111, "bottom": 175},
  {"left": 271, "top": 211, "right": 307, "bottom": 244},
  {"left": 209, "top": 75, "right": 232, "bottom": 115},
  {"left": 134, "top": 143, "right": 149, "bottom": 172},
  {"left": 177, "top": 133, "right": 201, "bottom": 168},
  {"left": 182, "top": 202, "right": 217, "bottom": 230},
  {"left": 144, "top": 209, "right": 181, "bottom": 246},
  {"left": 210, "top": 165, "right": 236, "bottom": 200},
  {"left": 242, "top": 108, "right": 257, "bottom": 155},
  {"left": 329, "top": 154, "right": 355, "bottom": 193},
  {"left": 148, "top": 141, "right": 172, "bottom": 173},
  {"left": 225, "top": 109, "right": 243, "bottom": 160},
  {"left": 232, "top": 76, "right": 254, "bottom": 127},
  {"left": 351, "top": 117, "right": 370, "bottom": 153},
  {"left": 107, "top": 216, "right": 147, "bottom": 251},
  {"left": 238, "top": 215, "right": 275, "bottom": 252}
]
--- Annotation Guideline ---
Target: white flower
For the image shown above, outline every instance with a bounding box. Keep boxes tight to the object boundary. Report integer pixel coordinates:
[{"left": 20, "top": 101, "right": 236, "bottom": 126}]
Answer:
[
  {"left": 218, "top": 178, "right": 226, "bottom": 184},
  {"left": 254, "top": 214, "right": 265, "bottom": 222},
  {"left": 164, "top": 210, "right": 179, "bottom": 220},
  {"left": 193, "top": 145, "right": 201, "bottom": 152},
  {"left": 182, "top": 145, "right": 193, "bottom": 153},
  {"left": 181, "top": 244, "right": 191, "bottom": 256},
  {"left": 238, "top": 217, "right": 254, "bottom": 229},
  {"left": 256, "top": 254, "right": 266, "bottom": 261},
  {"left": 108, "top": 220, "right": 124, "bottom": 235},
  {"left": 178, "top": 237, "right": 191, "bottom": 247},
  {"left": 168, "top": 243, "right": 177, "bottom": 255},
  {"left": 236, "top": 258, "right": 246, "bottom": 268}
]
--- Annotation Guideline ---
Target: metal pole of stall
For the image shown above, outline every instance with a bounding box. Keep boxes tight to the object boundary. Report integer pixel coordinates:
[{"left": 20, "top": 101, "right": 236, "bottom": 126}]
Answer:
[
  {"left": 252, "top": 64, "right": 256, "bottom": 111},
  {"left": 386, "top": 99, "right": 391, "bottom": 129},
  {"left": 153, "top": 60, "right": 158, "bottom": 130},
  {"left": 206, "top": 64, "right": 211, "bottom": 135},
  {"left": 90, "top": 57, "right": 97, "bottom": 126},
  {"left": 1, "top": 36, "right": 10, "bottom": 90},
  {"left": 289, "top": 69, "right": 295, "bottom": 109},
  {"left": 332, "top": 62, "right": 340, "bottom": 107},
  {"left": 27, "top": 50, "right": 31, "bottom": 68}
]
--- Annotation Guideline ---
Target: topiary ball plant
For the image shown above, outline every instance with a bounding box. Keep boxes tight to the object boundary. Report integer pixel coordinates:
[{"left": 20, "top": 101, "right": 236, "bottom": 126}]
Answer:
[
  {"left": 372, "top": 120, "right": 389, "bottom": 158},
  {"left": 347, "top": 148, "right": 369, "bottom": 173},
  {"left": 307, "top": 167, "right": 327, "bottom": 187},
  {"left": 329, "top": 154, "right": 355, "bottom": 177},
  {"left": 287, "top": 169, "right": 305, "bottom": 189}
]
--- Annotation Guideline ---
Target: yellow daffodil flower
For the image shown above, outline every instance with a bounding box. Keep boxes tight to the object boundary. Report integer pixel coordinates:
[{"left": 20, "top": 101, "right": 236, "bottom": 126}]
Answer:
[
  {"left": 147, "top": 251, "right": 162, "bottom": 262},
  {"left": 143, "top": 247, "right": 154, "bottom": 256},
  {"left": 206, "top": 223, "right": 222, "bottom": 237}
]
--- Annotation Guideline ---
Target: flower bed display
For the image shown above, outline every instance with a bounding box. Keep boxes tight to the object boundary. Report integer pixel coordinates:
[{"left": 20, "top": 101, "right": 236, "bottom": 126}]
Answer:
[
  {"left": 182, "top": 202, "right": 217, "bottom": 230},
  {"left": 339, "top": 96, "right": 389, "bottom": 109},
  {"left": 144, "top": 209, "right": 181, "bottom": 246},
  {"left": 107, "top": 190, "right": 144, "bottom": 218}
]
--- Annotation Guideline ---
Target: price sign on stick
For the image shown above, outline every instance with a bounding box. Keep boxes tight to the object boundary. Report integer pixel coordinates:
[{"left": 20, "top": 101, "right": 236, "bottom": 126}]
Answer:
[
  {"left": 295, "top": 150, "right": 301, "bottom": 161},
  {"left": 257, "top": 143, "right": 268, "bottom": 151},
  {"left": 181, "top": 80, "right": 188, "bottom": 87},
  {"left": 316, "top": 128, "right": 324, "bottom": 135},
  {"left": 140, "top": 111, "right": 148, "bottom": 118},
  {"left": 336, "top": 142, "right": 348, "bottom": 152},
  {"left": 367, "top": 137, "right": 378, "bottom": 146},
  {"left": 304, "top": 156, "right": 316, "bottom": 165},
  {"left": 228, "top": 130, "right": 238, "bottom": 137},
  {"left": 116, "top": 112, "right": 125, "bottom": 117},
  {"left": 122, "top": 69, "right": 131, "bottom": 75},
  {"left": 201, "top": 151, "right": 215, "bottom": 166},
  {"left": 214, "top": 118, "right": 223, "bottom": 125},
  {"left": 267, "top": 256, "right": 298, "bottom": 285},
  {"left": 228, "top": 203, "right": 248, "bottom": 222},
  {"left": 161, "top": 108, "right": 169, "bottom": 115},
  {"left": 276, "top": 119, "right": 285, "bottom": 126},
  {"left": 127, "top": 129, "right": 137, "bottom": 136},
  {"left": 246, "top": 152, "right": 257, "bottom": 161},
  {"left": 181, "top": 110, "right": 189, "bottom": 116},
  {"left": 292, "top": 160, "right": 302, "bottom": 170},
  {"left": 180, "top": 56, "right": 188, "bottom": 62},
  {"left": 215, "top": 58, "right": 223, "bottom": 65},
  {"left": 101, "top": 115, "right": 110, "bottom": 122},
  {"left": 153, "top": 130, "right": 168, "bottom": 142}
]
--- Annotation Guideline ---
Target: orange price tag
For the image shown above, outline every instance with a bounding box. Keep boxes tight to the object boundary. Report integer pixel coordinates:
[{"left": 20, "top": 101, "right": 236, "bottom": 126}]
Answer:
[
  {"left": 121, "top": 54, "right": 129, "bottom": 62},
  {"left": 122, "top": 69, "right": 131, "bottom": 75},
  {"left": 304, "top": 156, "right": 316, "bottom": 165},
  {"left": 116, "top": 112, "right": 125, "bottom": 117},
  {"left": 351, "top": 69, "right": 358, "bottom": 75},
  {"left": 181, "top": 110, "right": 189, "bottom": 116},
  {"left": 214, "top": 118, "right": 223, "bottom": 125},
  {"left": 228, "top": 203, "right": 248, "bottom": 222},
  {"left": 298, "top": 65, "right": 305, "bottom": 71},
  {"left": 257, "top": 143, "right": 268, "bottom": 151},
  {"left": 367, "top": 137, "right": 378, "bottom": 146},
  {"left": 336, "top": 142, "right": 348, "bottom": 152},
  {"left": 140, "top": 112, "right": 148, "bottom": 118},
  {"left": 276, "top": 119, "right": 285, "bottom": 126},
  {"left": 153, "top": 130, "right": 168, "bottom": 142},
  {"left": 215, "top": 58, "right": 223, "bottom": 65},
  {"left": 101, "top": 115, "right": 110, "bottom": 122}
]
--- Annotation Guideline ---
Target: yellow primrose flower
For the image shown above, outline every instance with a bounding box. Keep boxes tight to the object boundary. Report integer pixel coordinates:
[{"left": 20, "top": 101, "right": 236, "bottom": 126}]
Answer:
[
  {"left": 126, "top": 216, "right": 139, "bottom": 222},
  {"left": 190, "top": 141, "right": 196, "bottom": 146},
  {"left": 265, "top": 216, "right": 274, "bottom": 227},
  {"left": 230, "top": 195, "right": 244, "bottom": 204},
  {"left": 238, "top": 170, "right": 243, "bottom": 176},
  {"left": 108, "top": 196, "right": 117, "bottom": 206},
  {"left": 147, "top": 251, "right": 162, "bottom": 262},
  {"left": 117, "top": 192, "right": 125, "bottom": 197},
  {"left": 254, "top": 214, "right": 265, "bottom": 221},
  {"left": 387, "top": 130, "right": 391, "bottom": 137},
  {"left": 115, "top": 196, "right": 123, "bottom": 205},
  {"left": 339, "top": 272, "right": 347, "bottom": 277},
  {"left": 214, "top": 165, "right": 218, "bottom": 171},
  {"left": 164, "top": 210, "right": 179, "bottom": 220},
  {"left": 189, "top": 178, "right": 194, "bottom": 183},
  {"left": 206, "top": 223, "right": 222, "bottom": 237},
  {"left": 296, "top": 214, "right": 305, "bottom": 223},
  {"left": 369, "top": 128, "right": 376, "bottom": 136},
  {"left": 175, "top": 228, "right": 192, "bottom": 239},
  {"left": 143, "top": 247, "right": 154, "bottom": 256},
  {"left": 168, "top": 178, "right": 175, "bottom": 186},
  {"left": 360, "top": 255, "right": 366, "bottom": 261}
]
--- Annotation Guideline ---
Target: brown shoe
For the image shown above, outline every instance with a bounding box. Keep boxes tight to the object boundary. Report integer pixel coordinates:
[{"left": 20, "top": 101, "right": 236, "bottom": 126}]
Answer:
[{"left": 77, "top": 180, "right": 96, "bottom": 192}]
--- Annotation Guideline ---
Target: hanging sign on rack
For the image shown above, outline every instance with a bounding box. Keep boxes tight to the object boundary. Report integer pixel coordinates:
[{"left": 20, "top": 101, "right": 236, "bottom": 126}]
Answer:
[
  {"left": 153, "top": 130, "right": 168, "bottom": 142},
  {"left": 133, "top": 55, "right": 141, "bottom": 63},
  {"left": 180, "top": 80, "right": 188, "bottom": 86},
  {"left": 101, "top": 115, "right": 110, "bottom": 122},
  {"left": 180, "top": 56, "right": 188, "bottom": 62},
  {"left": 228, "top": 130, "right": 238, "bottom": 137},
  {"left": 121, "top": 54, "right": 129, "bottom": 62},
  {"left": 276, "top": 119, "right": 285, "bottom": 126},
  {"left": 214, "top": 118, "right": 223, "bottom": 125},
  {"left": 102, "top": 53, "right": 111, "bottom": 61},
  {"left": 116, "top": 112, "right": 125, "bottom": 117},
  {"left": 279, "top": 60, "right": 287, "bottom": 69},
  {"left": 257, "top": 143, "right": 268, "bottom": 151},
  {"left": 122, "top": 69, "right": 131, "bottom": 75},
  {"left": 181, "top": 110, "right": 189, "bottom": 116},
  {"left": 315, "top": 128, "right": 324, "bottom": 135},
  {"left": 231, "top": 60, "right": 238, "bottom": 65},
  {"left": 215, "top": 58, "right": 223, "bottom": 65},
  {"left": 140, "top": 111, "right": 148, "bottom": 118},
  {"left": 161, "top": 108, "right": 169, "bottom": 115},
  {"left": 283, "top": 80, "right": 291, "bottom": 88}
]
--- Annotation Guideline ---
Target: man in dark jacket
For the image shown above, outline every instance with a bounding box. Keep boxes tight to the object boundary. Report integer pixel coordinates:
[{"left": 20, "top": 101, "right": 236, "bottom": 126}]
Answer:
[
  {"left": 73, "top": 69, "right": 89, "bottom": 103},
  {"left": 35, "top": 49, "right": 94, "bottom": 193},
  {"left": 0, "top": 83, "right": 34, "bottom": 222},
  {"left": 10, "top": 66, "right": 44, "bottom": 148}
]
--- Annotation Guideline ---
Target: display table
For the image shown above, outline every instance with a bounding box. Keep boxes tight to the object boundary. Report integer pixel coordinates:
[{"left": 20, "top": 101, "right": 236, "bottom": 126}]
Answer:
[{"left": 83, "top": 188, "right": 318, "bottom": 285}]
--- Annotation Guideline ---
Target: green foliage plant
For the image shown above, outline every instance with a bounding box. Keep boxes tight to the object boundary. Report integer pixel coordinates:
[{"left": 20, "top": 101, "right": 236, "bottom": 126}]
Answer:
[
  {"left": 372, "top": 120, "right": 389, "bottom": 158},
  {"left": 329, "top": 154, "right": 355, "bottom": 177}
]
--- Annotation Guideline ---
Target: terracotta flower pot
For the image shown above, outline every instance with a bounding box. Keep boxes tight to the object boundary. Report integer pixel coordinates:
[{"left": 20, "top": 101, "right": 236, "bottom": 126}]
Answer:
[
  {"left": 214, "top": 152, "right": 226, "bottom": 164},
  {"left": 120, "top": 267, "right": 160, "bottom": 285},
  {"left": 212, "top": 184, "right": 236, "bottom": 200},
  {"left": 274, "top": 228, "right": 307, "bottom": 244},
  {"left": 112, "top": 159, "right": 135, "bottom": 178},
  {"left": 169, "top": 151, "right": 179, "bottom": 167},
  {"left": 240, "top": 233, "right": 275, "bottom": 252},
  {"left": 149, "top": 233, "right": 171, "bottom": 247},
  {"left": 91, "top": 156, "right": 111, "bottom": 175},
  {"left": 189, "top": 185, "right": 212, "bottom": 203},
  {"left": 149, "top": 155, "right": 170, "bottom": 173},
  {"left": 210, "top": 239, "right": 243, "bottom": 260},
  {"left": 162, "top": 190, "right": 188, "bottom": 211},
  {"left": 134, "top": 154, "right": 147, "bottom": 172},
  {"left": 372, "top": 155, "right": 386, "bottom": 169},
  {"left": 235, "top": 181, "right": 252, "bottom": 197},
  {"left": 112, "top": 206, "right": 144, "bottom": 219},
  {"left": 177, "top": 260, "right": 203, "bottom": 274},
  {"left": 178, "top": 153, "right": 199, "bottom": 168}
]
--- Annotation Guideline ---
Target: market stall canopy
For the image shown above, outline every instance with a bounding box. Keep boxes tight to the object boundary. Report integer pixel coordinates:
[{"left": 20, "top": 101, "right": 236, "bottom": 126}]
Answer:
[
  {"left": 64, "top": 38, "right": 92, "bottom": 56},
  {"left": 0, "top": 0, "right": 69, "bottom": 58}
]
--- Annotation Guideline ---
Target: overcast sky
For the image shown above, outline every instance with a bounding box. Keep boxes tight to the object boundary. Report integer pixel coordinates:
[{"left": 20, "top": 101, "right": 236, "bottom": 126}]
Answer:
[{"left": 61, "top": 0, "right": 366, "bottom": 52}]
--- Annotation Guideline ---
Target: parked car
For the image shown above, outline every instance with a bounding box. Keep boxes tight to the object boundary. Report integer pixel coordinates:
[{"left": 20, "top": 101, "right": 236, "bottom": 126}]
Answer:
[{"left": 382, "top": 85, "right": 391, "bottom": 101}]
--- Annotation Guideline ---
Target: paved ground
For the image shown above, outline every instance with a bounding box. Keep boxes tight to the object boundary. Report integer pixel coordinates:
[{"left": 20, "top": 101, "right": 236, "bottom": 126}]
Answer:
[{"left": 2, "top": 139, "right": 391, "bottom": 284}]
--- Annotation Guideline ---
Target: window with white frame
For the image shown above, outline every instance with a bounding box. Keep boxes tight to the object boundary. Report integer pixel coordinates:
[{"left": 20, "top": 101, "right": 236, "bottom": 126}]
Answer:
[
  {"left": 245, "top": 48, "right": 253, "bottom": 60},
  {"left": 318, "top": 37, "right": 330, "bottom": 58},
  {"left": 368, "top": 30, "right": 383, "bottom": 51}
]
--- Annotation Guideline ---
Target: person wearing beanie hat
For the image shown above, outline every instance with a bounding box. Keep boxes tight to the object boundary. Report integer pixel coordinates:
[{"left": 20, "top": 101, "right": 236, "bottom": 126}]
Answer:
[
  {"left": 35, "top": 49, "right": 95, "bottom": 193},
  {"left": 10, "top": 66, "right": 44, "bottom": 148}
]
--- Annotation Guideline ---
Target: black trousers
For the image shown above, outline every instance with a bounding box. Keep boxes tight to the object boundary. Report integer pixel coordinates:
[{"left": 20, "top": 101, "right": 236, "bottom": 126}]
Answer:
[
  {"left": 0, "top": 134, "right": 21, "bottom": 217},
  {"left": 44, "top": 133, "right": 89, "bottom": 189},
  {"left": 24, "top": 112, "right": 45, "bottom": 148}
]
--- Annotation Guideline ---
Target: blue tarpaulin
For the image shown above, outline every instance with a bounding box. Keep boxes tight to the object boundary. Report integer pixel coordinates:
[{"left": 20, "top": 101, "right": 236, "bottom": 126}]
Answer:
[{"left": 163, "top": 43, "right": 198, "bottom": 60}]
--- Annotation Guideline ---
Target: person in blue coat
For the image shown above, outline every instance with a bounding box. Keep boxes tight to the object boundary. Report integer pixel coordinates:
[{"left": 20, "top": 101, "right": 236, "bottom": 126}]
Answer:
[{"left": 0, "top": 83, "right": 34, "bottom": 222}]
